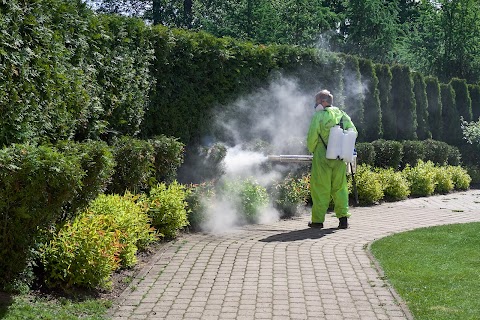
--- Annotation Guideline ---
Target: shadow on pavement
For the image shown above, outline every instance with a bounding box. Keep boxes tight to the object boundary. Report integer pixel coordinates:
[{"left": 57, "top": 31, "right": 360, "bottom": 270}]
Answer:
[{"left": 259, "top": 227, "right": 337, "bottom": 242}]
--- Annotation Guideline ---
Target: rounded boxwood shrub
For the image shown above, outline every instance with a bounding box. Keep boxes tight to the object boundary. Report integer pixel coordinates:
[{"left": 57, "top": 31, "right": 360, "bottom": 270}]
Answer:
[
  {"left": 401, "top": 140, "right": 425, "bottom": 168},
  {"left": 372, "top": 139, "right": 403, "bottom": 169},
  {"left": 376, "top": 168, "right": 410, "bottom": 201},
  {"left": 108, "top": 136, "right": 155, "bottom": 195},
  {"left": 355, "top": 142, "right": 375, "bottom": 166},
  {"left": 422, "top": 139, "right": 450, "bottom": 165},
  {"left": 57, "top": 140, "right": 116, "bottom": 218}
]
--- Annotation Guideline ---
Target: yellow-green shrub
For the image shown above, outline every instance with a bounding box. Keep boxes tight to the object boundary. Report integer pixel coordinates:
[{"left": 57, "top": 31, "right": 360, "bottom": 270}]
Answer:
[
  {"left": 403, "top": 160, "right": 436, "bottom": 196},
  {"left": 87, "top": 194, "right": 157, "bottom": 268},
  {"left": 41, "top": 214, "right": 121, "bottom": 290},
  {"left": 376, "top": 168, "right": 411, "bottom": 201},
  {"left": 447, "top": 166, "right": 472, "bottom": 190},
  {"left": 273, "top": 174, "right": 310, "bottom": 218},
  {"left": 355, "top": 164, "right": 384, "bottom": 205},
  {"left": 41, "top": 194, "right": 157, "bottom": 289},
  {"left": 143, "top": 181, "right": 189, "bottom": 239},
  {"left": 433, "top": 167, "right": 454, "bottom": 194}
]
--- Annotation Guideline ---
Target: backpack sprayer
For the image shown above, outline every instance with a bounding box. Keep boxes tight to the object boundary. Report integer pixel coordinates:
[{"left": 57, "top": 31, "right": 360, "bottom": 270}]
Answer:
[{"left": 267, "top": 123, "right": 359, "bottom": 205}]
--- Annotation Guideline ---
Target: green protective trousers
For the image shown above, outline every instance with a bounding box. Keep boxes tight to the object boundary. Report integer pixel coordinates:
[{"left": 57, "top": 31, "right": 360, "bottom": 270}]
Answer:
[{"left": 307, "top": 106, "right": 356, "bottom": 223}]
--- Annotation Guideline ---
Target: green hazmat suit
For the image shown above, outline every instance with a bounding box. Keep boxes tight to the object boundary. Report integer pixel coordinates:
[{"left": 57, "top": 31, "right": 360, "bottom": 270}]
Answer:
[{"left": 307, "top": 106, "right": 357, "bottom": 224}]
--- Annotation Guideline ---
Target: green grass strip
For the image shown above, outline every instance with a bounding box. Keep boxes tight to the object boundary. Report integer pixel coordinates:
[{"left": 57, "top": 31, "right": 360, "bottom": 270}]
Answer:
[
  {"left": 0, "top": 295, "right": 111, "bottom": 320},
  {"left": 371, "top": 222, "right": 480, "bottom": 320}
]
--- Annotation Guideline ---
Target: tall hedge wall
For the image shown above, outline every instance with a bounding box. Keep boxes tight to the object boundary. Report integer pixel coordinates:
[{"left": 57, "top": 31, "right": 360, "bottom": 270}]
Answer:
[
  {"left": 0, "top": 0, "right": 477, "bottom": 150},
  {"left": 0, "top": 1, "right": 153, "bottom": 146}
]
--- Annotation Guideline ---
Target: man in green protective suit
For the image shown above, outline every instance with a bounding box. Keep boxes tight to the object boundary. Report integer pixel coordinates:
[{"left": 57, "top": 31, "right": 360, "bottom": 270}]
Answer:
[{"left": 307, "top": 90, "right": 357, "bottom": 229}]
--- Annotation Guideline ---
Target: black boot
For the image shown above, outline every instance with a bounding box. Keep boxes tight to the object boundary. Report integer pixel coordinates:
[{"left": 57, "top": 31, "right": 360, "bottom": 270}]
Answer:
[
  {"left": 308, "top": 221, "right": 324, "bottom": 229},
  {"left": 338, "top": 217, "right": 348, "bottom": 229}
]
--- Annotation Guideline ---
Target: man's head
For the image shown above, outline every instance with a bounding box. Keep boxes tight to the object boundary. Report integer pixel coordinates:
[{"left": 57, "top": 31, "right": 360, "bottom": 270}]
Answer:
[{"left": 315, "top": 89, "right": 333, "bottom": 107}]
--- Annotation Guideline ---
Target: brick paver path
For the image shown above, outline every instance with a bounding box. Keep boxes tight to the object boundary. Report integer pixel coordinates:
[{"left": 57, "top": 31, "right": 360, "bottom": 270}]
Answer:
[{"left": 109, "top": 190, "right": 480, "bottom": 319}]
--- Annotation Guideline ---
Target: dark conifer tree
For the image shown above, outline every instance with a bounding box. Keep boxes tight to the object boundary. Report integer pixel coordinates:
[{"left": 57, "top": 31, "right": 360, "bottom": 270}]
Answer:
[
  {"left": 391, "top": 64, "right": 417, "bottom": 140},
  {"left": 425, "top": 77, "right": 443, "bottom": 141},
  {"left": 375, "top": 64, "right": 394, "bottom": 140},
  {"left": 440, "top": 83, "right": 463, "bottom": 146},
  {"left": 412, "top": 72, "right": 431, "bottom": 140},
  {"left": 468, "top": 84, "right": 480, "bottom": 120},
  {"left": 450, "top": 78, "right": 473, "bottom": 122}
]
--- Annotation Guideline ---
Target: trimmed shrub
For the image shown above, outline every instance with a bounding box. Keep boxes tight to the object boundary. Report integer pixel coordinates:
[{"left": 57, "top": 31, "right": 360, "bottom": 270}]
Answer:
[
  {"left": 403, "top": 160, "right": 436, "bottom": 197},
  {"left": 41, "top": 214, "right": 121, "bottom": 290},
  {"left": 433, "top": 167, "right": 454, "bottom": 194},
  {"left": 149, "top": 135, "right": 185, "bottom": 184},
  {"left": 57, "top": 140, "right": 116, "bottom": 218},
  {"left": 108, "top": 136, "right": 155, "bottom": 194},
  {"left": 273, "top": 174, "right": 310, "bottom": 218},
  {"left": 446, "top": 145, "right": 461, "bottom": 166},
  {"left": 143, "top": 181, "right": 189, "bottom": 239},
  {"left": 372, "top": 139, "right": 403, "bottom": 169},
  {"left": 354, "top": 164, "right": 384, "bottom": 205},
  {"left": 0, "top": 144, "right": 84, "bottom": 288},
  {"left": 446, "top": 166, "right": 471, "bottom": 190},
  {"left": 355, "top": 142, "right": 375, "bottom": 166},
  {"left": 466, "top": 165, "right": 480, "bottom": 185},
  {"left": 185, "top": 182, "right": 216, "bottom": 231},
  {"left": 460, "top": 142, "right": 480, "bottom": 167},
  {"left": 401, "top": 140, "right": 425, "bottom": 168},
  {"left": 376, "top": 168, "right": 410, "bottom": 201},
  {"left": 178, "top": 143, "right": 227, "bottom": 184},
  {"left": 422, "top": 139, "right": 450, "bottom": 165}
]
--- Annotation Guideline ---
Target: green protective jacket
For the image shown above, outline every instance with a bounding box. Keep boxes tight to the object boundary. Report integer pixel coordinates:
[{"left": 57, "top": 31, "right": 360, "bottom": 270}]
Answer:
[{"left": 307, "top": 106, "right": 357, "bottom": 223}]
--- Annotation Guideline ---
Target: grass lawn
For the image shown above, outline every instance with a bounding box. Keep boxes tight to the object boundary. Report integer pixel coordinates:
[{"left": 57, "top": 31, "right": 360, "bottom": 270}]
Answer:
[
  {"left": 0, "top": 294, "right": 111, "bottom": 320},
  {"left": 371, "top": 222, "right": 480, "bottom": 320}
]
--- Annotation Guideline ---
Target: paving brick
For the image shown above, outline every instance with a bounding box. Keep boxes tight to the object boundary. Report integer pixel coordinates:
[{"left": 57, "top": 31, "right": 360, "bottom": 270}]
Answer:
[{"left": 108, "top": 191, "right": 480, "bottom": 319}]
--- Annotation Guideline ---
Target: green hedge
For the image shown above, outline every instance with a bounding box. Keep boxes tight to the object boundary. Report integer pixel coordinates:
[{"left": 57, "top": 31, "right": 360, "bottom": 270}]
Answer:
[
  {"left": 57, "top": 140, "right": 116, "bottom": 218},
  {"left": 0, "top": 144, "right": 84, "bottom": 288}
]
